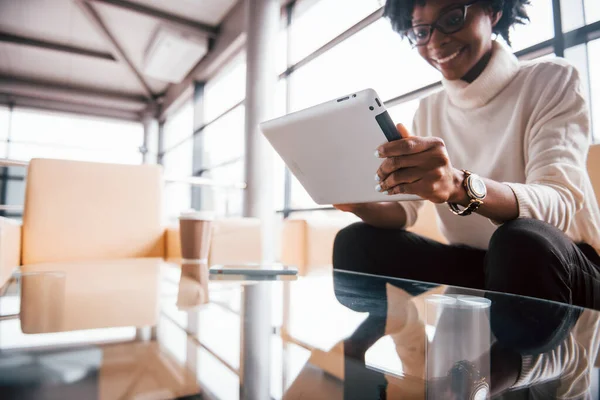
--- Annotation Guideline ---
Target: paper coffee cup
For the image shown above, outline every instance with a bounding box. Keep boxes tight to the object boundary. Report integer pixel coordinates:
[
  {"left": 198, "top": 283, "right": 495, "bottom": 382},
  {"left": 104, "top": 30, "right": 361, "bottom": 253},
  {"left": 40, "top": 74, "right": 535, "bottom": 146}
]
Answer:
[{"left": 179, "top": 210, "right": 214, "bottom": 262}]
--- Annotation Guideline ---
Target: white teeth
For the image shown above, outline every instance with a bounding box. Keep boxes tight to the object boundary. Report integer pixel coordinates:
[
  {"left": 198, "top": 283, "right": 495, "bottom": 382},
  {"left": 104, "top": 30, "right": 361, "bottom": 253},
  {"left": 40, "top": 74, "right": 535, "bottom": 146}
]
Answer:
[{"left": 434, "top": 48, "right": 462, "bottom": 64}]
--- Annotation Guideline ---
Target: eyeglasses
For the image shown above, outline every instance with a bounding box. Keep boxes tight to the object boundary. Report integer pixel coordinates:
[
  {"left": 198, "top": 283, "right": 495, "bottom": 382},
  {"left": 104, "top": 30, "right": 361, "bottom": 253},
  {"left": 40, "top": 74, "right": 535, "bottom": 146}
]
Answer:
[{"left": 404, "top": 0, "right": 484, "bottom": 47}]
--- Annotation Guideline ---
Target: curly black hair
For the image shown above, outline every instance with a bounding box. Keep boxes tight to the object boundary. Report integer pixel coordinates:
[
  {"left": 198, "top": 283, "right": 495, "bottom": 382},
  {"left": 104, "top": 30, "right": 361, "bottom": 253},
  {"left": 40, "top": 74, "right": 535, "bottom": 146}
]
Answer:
[{"left": 383, "top": 0, "right": 531, "bottom": 46}]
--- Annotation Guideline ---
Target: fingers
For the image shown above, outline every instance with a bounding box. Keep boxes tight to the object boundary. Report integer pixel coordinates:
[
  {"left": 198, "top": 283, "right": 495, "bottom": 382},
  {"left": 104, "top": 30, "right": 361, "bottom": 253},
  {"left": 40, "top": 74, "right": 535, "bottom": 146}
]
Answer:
[
  {"left": 385, "top": 179, "right": 429, "bottom": 196},
  {"left": 396, "top": 123, "right": 411, "bottom": 139},
  {"left": 381, "top": 175, "right": 450, "bottom": 204},
  {"left": 376, "top": 167, "right": 424, "bottom": 192},
  {"left": 376, "top": 148, "right": 449, "bottom": 182},
  {"left": 377, "top": 136, "right": 445, "bottom": 158}
]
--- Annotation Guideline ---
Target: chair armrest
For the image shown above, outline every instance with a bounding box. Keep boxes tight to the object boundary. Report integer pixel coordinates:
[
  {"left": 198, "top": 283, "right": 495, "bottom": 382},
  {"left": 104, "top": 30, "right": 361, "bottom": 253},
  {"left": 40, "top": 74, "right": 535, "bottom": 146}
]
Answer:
[
  {"left": 164, "top": 218, "right": 263, "bottom": 266},
  {"left": 165, "top": 226, "right": 182, "bottom": 262},
  {"left": 0, "top": 217, "right": 22, "bottom": 287},
  {"left": 281, "top": 220, "right": 307, "bottom": 272},
  {"left": 281, "top": 218, "right": 351, "bottom": 275},
  {"left": 210, "top": 218, "right": 262, "bottom": 265}
]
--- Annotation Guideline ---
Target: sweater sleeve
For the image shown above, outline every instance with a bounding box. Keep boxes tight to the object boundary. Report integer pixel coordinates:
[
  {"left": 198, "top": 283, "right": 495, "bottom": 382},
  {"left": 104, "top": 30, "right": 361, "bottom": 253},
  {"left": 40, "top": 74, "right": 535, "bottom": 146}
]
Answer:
[
  {"left": 512, "top": 310, "right": 600, "bottom": 398},
  {"left": 504, "top": 63, "right": 590, "bottom": 232},
  {"left": 397, "top": 101, "right": 425, "bottom": 228},
  {"left": 512, "top": 334, "right": 590, "bottom": 397}
]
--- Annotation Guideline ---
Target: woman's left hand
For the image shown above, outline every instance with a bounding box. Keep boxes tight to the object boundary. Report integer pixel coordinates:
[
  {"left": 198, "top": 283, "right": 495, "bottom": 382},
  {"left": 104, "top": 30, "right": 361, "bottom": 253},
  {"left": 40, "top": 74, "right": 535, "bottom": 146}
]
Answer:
[{"left": 375, "top": 130, "right": 464, "bottom": 204}]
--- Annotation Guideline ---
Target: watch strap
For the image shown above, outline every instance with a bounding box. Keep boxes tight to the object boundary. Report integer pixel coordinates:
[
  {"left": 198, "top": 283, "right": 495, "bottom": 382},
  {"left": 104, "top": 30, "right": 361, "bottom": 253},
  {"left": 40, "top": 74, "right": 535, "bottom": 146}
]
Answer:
[{"left": 448, "top": 199, "right": 483, "bottom": 216}]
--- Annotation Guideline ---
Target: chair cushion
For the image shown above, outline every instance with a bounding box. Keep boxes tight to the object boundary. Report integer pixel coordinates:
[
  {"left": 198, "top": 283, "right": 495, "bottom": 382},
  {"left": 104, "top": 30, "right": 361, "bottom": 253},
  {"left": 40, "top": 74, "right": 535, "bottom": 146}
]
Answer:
[
  {"left": 22, "top": 159, "right": 164, "bottom": 265},
  {"left": 281, "top": 218, "right": 352, "bottom": 275}
]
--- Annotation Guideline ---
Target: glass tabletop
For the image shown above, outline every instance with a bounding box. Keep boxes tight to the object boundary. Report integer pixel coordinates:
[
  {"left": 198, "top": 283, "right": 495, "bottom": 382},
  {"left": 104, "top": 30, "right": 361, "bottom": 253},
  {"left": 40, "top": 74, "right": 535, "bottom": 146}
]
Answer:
[{"left": 0, "top": 258, "right": 598, "bottom": 400}]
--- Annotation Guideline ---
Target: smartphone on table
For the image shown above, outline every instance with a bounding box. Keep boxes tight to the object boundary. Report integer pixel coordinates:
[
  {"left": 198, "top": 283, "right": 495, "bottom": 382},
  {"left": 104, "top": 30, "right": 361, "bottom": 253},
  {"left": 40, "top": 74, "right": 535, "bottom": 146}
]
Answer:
[{"left": 209, "top": 264, "right": 298, "bottom": 281}]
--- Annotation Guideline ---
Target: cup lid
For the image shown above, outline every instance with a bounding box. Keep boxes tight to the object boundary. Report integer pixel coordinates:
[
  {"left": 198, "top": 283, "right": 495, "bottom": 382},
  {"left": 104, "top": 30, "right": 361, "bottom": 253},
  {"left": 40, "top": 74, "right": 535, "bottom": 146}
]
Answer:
[{"left": 179, "top": 209, "right": 215, "bottom": 221}]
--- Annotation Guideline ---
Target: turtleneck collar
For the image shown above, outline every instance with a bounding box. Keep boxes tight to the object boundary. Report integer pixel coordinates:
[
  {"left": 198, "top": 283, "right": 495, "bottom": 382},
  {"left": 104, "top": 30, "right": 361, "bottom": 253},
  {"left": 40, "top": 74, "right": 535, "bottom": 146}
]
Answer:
[{"left": 441, "top": 41, "right": 520, "bottom": 110}]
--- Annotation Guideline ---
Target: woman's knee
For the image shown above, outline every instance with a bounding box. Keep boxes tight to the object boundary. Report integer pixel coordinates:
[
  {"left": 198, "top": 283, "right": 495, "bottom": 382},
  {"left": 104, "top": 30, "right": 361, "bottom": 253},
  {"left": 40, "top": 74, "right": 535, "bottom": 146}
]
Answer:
[
  {"left": 485, "top": 219, "right": 570, "bottom": 296},
  {"left": 488, "top": 219, "right": 564, "bottom": 262},
  {"left": 333, "top": 222, "right": 377, "bottom": 272},
  {"left": 333, "top": 222, "right": 414, "bottom": 273}
]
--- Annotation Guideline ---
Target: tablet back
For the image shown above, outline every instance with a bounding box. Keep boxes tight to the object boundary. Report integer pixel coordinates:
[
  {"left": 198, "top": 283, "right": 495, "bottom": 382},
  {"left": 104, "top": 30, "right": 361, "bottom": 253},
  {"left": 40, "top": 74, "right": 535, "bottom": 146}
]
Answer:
[{"left": 260, "top": 88, "right": 421, "bottom": 205}]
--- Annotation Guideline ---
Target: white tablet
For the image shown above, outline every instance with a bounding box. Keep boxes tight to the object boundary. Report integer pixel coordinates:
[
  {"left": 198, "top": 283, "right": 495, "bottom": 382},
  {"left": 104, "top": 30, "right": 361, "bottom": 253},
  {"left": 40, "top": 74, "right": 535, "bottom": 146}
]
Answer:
[{"left": 260, "top": 88, "right": 420, "bottom": 205}]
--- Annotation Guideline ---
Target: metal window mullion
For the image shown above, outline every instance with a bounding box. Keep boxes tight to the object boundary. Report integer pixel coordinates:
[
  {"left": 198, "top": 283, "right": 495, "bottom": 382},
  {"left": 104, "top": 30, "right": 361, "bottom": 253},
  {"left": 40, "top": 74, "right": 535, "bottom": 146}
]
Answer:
[
  {"left": 514, "top": 39, "right": 555, "bottom": 60},
  {"left": 564, "top": 20, "right": 600, "bottom": 49},
  {"left": 283, "top": 1, "right": 295, "bottom": 220},
  {"left": 553, "top": 0, "right": 565, "bottom": 57},
  {"left": 160, "top": 99, "right": 245, "bottom": 157},
  {"left": 0, "top": 104, "right": 14, "bottom": 217}
]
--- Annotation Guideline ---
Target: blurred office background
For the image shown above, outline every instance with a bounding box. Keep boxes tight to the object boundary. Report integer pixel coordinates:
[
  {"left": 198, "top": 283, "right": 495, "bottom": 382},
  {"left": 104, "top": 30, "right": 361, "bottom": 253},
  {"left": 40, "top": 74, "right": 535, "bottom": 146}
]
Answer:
[
  {"left": 0, "top": 0, "right": 599, "bottom": 224},
  {"left": 0, "top": 1, "right": 600, "bottom": 399}
]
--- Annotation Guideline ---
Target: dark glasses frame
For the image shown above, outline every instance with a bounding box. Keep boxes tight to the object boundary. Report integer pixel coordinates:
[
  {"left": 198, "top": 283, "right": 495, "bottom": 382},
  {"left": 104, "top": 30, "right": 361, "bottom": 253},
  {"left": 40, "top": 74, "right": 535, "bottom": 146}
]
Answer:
[{"left": 404, "top": 0, "right": 484, "bottom": 47}]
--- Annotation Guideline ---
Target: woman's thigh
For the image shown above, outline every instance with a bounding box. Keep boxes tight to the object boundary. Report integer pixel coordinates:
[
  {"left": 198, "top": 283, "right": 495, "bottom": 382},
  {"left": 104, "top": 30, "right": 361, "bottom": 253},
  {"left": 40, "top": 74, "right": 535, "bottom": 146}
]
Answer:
[
  {"left": 485, "top": 218, "right": 600, "bottom": 308},
  {"left": 332, "top": 222, "right": 487, "bottom": 289}
]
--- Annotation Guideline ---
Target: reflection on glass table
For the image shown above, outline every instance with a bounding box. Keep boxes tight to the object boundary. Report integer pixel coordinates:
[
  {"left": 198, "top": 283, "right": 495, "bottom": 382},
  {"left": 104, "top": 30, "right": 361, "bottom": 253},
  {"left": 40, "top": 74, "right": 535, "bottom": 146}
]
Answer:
[
  {"left": 1, "top": 259, "right": 599, "bottom": 399},
  {"left": 18, "top": 259, "right": 160, "bottom": 334},
  {"left": 331, "top": 270, "right": 596, "bottom": 400}
]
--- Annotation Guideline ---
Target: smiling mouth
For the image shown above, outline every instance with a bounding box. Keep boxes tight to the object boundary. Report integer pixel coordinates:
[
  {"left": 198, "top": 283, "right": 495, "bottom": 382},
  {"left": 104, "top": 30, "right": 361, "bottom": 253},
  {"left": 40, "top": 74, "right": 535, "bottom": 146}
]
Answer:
[{"left": 432, "top": 47, "right": 465, "bottom": 65}]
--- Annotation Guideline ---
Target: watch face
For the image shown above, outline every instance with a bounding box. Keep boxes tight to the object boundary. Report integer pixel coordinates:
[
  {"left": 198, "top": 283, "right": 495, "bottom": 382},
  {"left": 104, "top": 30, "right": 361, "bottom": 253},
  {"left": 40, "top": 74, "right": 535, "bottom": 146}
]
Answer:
[
  {"left": 472, "top": 385, "right": 489, "bottom": 400},
  {"left": 469, "top": 176, "right": 487, "bottom": 199}
]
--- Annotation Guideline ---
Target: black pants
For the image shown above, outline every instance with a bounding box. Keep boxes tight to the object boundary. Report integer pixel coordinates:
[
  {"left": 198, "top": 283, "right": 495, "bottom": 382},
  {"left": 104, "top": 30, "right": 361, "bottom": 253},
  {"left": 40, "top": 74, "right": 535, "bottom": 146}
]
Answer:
[{"left": 332, "top": 218, "right": 600, "bottom": 310}]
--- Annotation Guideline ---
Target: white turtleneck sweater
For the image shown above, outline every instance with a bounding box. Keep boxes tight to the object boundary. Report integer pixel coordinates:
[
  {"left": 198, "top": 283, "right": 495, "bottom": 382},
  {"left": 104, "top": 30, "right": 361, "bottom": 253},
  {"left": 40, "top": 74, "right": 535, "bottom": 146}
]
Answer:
[{"left": 400, "top": 41, "right": 600, "bottom": 255}]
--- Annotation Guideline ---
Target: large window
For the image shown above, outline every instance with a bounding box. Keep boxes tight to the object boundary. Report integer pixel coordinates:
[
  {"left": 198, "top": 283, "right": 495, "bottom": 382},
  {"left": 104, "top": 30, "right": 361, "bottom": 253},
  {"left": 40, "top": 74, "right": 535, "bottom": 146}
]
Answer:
[
  {"left": 0, "top": 108, "right": 144, "bottom": 218},
  {"left": 586, "top": 0, "right": 600, "bottom": 24},
  {"left": 289, "top": 0, "right": 382, "bottom": 64},
  {"left": 198, "top": 55, "right": 248, "bottom": 217},
  {"left": 204, "top": 52, "right": 247, "bottom": 123},
  {"left": 289, "top": 18, "right": 438, "bottom": 112},
  {"left": 508, "top": 0, "right": 554, "bottom": 51},
  {"left": 589, "top": 38, "right": 600, "bottom": 141},
  {"left": 7, "top": 109, "right": 143, "bottom": 164},
  {"left": 0, "top": 107, "right": 9, "bottom": 158},
  {"left": 279, "top": 0, "right": 599, "bottom": 214},
  {"left": 162, "top": 100, "right": 194, "bottom": 222},
  {"left": 200, "top": 105, "right": 246, "bottom": 216}
]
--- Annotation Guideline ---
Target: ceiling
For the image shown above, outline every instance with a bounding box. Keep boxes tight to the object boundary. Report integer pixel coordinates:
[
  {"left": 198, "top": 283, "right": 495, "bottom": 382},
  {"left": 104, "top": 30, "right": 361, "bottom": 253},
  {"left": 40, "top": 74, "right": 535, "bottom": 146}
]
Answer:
[{"left": 0, "top": 0, "right": 238, "bottom": 121}]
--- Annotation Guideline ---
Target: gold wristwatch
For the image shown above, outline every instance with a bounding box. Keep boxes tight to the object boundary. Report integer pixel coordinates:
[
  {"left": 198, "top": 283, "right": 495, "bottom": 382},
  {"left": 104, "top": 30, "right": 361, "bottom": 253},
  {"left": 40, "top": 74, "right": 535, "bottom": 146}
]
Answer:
[
  {"left": 448, "top": 170, "right": 487, "bottom": 216},
  {"left": 448, "top": 360, "right": 490, "bottom": 400}
]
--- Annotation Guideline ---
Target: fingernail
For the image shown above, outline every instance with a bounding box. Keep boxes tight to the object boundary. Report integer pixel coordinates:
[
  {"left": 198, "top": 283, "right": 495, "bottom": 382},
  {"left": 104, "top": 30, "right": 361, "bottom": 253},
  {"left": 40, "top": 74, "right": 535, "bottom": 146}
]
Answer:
[
  {"left": 375, "top": 184, "right": 382, "bottom": 192},
  {"left": 374, "top": 174, "right": 380, "bottom": 182},
  {"left": 374, "top": 150, "right": 381, "bottom": 158}
]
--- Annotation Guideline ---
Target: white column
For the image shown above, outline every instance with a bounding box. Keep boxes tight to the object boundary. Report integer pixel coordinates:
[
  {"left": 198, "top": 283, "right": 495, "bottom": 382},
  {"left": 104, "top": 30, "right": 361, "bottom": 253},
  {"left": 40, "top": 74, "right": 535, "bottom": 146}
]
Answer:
[
  {"left": 243, "top": 0, "right": 279, "bottom": 254},
  {"left": 141, "top": 113, "right": 158, "bottom": 164},
  {"left": 241, "top": 1, "right": 279, "bottom": 399}
]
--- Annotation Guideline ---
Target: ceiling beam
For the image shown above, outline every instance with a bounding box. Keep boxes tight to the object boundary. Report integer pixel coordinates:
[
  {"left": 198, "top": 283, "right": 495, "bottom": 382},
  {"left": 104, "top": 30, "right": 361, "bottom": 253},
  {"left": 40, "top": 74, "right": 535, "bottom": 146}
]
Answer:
[
  {"left": 0, "top": 75, "right": 148, "bottom": 112},
  {"left": 75, "top": 0, "right": 154, "bottom": 99},
  {"left": 0, "top": 94, "right": 142, "bottom": 122},
  {"left": 86, "top": 0, "right": 219, "bottom": 38},
  {"left": 0, "top": 31, "right": 116, "bottom": 61},
  {"left": 158, "top": 0, "right": 245, "bottom": 119}
]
